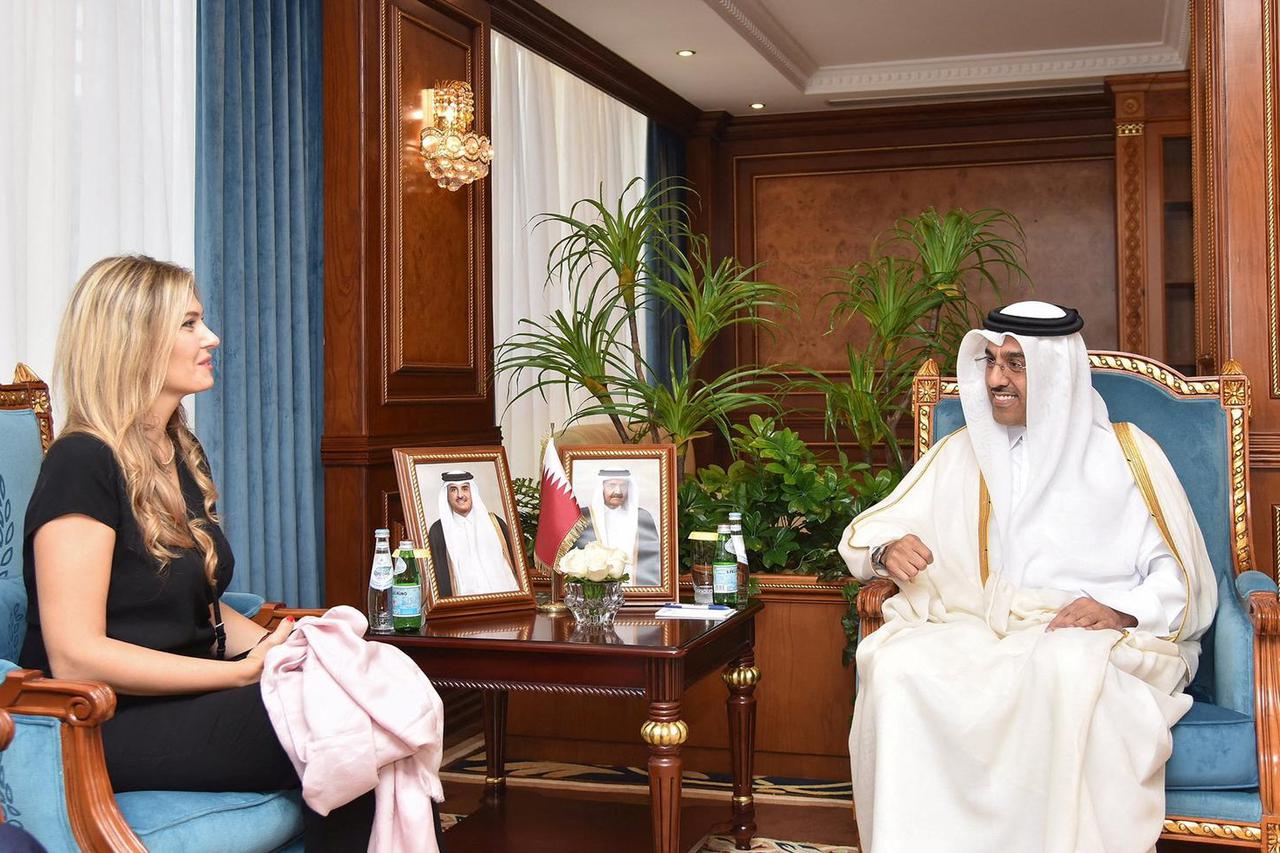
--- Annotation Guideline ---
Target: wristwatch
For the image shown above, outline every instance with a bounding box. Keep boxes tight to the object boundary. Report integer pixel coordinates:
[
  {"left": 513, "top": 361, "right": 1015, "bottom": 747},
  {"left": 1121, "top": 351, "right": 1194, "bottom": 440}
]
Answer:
[{"left": 870, "top": 543, "right": 890, "bottom": 577}]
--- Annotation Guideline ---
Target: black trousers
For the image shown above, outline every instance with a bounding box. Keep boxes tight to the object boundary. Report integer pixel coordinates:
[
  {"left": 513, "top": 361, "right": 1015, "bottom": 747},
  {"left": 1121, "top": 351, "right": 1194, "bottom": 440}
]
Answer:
[{"left": 103, "top": 684, "right": 446, "bottom": 852}]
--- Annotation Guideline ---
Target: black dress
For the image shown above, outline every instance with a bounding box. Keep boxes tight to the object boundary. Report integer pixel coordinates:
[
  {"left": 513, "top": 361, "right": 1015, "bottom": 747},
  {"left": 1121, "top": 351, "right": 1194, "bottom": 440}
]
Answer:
[{"left": 18, "top": 433, "right": 437, "bottom": 851}]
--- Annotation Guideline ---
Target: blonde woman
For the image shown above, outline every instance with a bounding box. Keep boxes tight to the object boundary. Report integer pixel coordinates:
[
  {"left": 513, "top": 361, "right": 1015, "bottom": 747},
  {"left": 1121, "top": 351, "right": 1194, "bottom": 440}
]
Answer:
[{"left": 17, "top": 257, "right": 436, "bottom": 850}]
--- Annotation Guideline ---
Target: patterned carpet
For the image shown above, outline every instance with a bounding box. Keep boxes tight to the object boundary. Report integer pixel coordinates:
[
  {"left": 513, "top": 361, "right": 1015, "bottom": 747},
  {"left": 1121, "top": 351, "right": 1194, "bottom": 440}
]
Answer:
[
  {"left": 439, "top": 738, "right": 853, "bottom": 808},
  {"left": 440, "top": 814, "right": 858, "bottom": 853}
]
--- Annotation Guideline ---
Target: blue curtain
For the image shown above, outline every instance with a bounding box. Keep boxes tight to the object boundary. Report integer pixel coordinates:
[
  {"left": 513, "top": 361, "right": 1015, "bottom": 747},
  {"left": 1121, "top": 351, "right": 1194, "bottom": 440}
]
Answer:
[
  {"left": 645, "top": 121, "right": 689, "bottom": 388},
  {"left": 195, "top": 0, "right": 324, "bottom": 607}
]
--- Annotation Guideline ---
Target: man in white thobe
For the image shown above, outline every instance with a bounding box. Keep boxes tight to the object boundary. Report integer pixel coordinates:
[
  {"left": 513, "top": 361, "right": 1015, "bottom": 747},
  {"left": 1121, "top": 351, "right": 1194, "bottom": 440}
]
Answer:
[
  {"left": 574, "top": 468, "right": 661, "bottom": 585},
  {"left": 841, "top": 301, "right": 1217, "bottom": 853},
  {"left": 427, "top": 471, "right": 519, "bottom": 597}
]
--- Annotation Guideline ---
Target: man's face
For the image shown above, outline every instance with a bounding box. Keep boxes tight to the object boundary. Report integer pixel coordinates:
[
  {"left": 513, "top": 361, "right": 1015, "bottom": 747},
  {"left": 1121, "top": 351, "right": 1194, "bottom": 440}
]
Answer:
[
  {"left": 602, "top": 478, "right": 629, "bottom": 509},
  {"left": 984, "top": 338, "right": 1028, "bottom": 426},
  {"left": 448, "top": 483, "right": 473, "bottom": 516}
]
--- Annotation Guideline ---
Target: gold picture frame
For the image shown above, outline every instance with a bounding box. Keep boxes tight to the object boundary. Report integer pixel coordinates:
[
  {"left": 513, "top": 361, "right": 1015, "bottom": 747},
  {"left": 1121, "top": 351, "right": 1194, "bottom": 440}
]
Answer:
[
  {"left": 558, "top": 443, "right": 679, "bottom": 608},
  {"left": 392, "top": 446, "right": 536, "bottom": 619}
]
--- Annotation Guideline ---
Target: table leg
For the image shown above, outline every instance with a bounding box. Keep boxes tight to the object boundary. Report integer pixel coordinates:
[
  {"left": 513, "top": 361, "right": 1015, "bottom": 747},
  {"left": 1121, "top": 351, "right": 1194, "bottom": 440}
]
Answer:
[
  {"left": 482, "top": 689, "right": 508, "bottom": 805},
  {"left": 724, "top": 651, "right": 760, "bottom": 849},
  {"left": 643, "top": 664, "right": 687, "bottom": 853}
]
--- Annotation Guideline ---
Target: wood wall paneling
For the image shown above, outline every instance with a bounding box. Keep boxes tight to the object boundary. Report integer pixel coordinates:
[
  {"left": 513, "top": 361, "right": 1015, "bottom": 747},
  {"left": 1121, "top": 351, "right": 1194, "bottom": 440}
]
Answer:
[
  {"left": 685, "top": 95, "right": 1118, "bottom": 460},
  {"left": 1194, "top": 0, "right": 1280, "bottom": 578},
  {"left": 323, "top": 0, "right": 498, "bottom": 609},
  {"left": 1106, "top": 73, "right": 1192, "bottom": 364}
]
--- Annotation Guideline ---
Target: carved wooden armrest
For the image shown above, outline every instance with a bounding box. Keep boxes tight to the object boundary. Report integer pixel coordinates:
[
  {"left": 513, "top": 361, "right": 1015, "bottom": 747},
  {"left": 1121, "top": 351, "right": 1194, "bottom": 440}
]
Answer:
[
  {"left": 857, "top": 579, "right": 898, "bottom": 639},
  {"left": 1245, "top": 589, "right": 1280, "bottom": 818},
  {"left": 0, "top": 669, "right": 144, "bottom": 851},
  {"left": 253, "top": 602, "right": 327, "bottom": 630}
]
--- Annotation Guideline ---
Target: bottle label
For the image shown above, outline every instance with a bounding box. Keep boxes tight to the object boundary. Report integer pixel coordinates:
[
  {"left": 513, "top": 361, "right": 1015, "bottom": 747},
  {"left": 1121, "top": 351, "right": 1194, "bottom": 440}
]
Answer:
[
  {"left": 712, "top": 562, "right": 738, "bottom": 594},
  {"left": 370, "top": 554, "right": 393, "bottom": 591},
  {"left": 731, "top": 534, "right": 748, "bottom": 565},
  {"left": 391, "top": 584, "right": 422, "bottom": 617},
  {"left": 393, "top": 556, "right": 408, "bottom": 576}
]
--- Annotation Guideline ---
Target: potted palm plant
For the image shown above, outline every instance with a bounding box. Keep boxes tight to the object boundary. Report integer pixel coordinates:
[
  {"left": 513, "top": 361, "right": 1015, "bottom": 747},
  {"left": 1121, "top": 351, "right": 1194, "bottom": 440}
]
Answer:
[{"left": 494, "top": 178, "right": 788, "bottom": 473}]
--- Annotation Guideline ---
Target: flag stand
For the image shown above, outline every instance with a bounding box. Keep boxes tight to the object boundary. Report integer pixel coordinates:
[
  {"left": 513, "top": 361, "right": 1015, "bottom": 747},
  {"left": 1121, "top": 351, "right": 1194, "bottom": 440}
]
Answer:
[{"left": 535, "top": 426, "right": 572, "bottom": 615}]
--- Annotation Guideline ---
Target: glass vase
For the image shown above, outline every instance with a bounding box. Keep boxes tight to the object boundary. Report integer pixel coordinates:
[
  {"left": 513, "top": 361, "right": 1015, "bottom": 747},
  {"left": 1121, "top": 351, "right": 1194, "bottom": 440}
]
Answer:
[{"left": 563, "top": 579, "right": 625, "bottom": 626}]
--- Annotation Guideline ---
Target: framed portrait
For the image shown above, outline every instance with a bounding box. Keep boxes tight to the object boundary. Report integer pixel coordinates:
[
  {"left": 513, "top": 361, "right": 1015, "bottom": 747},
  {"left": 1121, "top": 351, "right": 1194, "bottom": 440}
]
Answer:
[
  {"left": 558, "top": 444, "right": 679, "bottom": 607},
  {"left": 392, "top": 446, "right": 536, "bottom": 618}
]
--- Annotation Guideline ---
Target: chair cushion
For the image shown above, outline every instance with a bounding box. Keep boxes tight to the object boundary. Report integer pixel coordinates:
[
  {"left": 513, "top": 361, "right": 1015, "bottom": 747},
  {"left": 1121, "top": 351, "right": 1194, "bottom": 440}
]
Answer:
[
  {"left": 1165, "top": 788, "right": 1261, "bottom": 824},
  {"left": 1166, "top": 701, "right": 1258, "bottom": 790},
  {"left": 0, "top": 408, "right": 44, "bottom": 662},
  {"left": 115, "top": 789, "right": 304, "bottom": 853},
  {"left": 221, "top": 591, "right": 265, "bottom": 619}
]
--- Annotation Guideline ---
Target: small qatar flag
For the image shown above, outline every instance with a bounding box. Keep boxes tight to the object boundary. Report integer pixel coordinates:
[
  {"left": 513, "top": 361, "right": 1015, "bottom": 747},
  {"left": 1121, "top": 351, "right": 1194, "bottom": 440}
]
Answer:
[{"left": 534, "top": 437, "right": 588, "bottom": 573}]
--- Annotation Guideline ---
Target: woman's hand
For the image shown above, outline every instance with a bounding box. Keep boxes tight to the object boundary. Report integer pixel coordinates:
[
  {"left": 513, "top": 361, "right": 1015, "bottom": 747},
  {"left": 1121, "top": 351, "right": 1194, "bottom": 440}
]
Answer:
[{"left": 236, "top": 618, "right": 295, "bottom": 685}]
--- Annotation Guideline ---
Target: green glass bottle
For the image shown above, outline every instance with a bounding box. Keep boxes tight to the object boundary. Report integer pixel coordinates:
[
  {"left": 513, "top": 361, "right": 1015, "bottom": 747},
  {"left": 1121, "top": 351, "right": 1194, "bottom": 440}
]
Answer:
[
  {"left": 712, "top": 524, "right": 739, "bottom": 606},
  {"left": 391, "top": 540, "right": 423, "bottom": 633}
]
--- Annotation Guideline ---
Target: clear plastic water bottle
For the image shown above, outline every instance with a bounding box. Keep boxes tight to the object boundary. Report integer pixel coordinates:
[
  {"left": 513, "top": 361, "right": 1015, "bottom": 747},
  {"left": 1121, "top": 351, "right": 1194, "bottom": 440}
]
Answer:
[
  {"left": 728, "top": 511, "right": 749, "bottom": 607},
  {"left": 367, "top": 528, "right": 394, "bottom": 634}
]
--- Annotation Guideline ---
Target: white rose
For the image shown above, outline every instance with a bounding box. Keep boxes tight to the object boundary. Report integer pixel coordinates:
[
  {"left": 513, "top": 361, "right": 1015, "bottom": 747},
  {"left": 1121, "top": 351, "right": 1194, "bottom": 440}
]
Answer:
[
  {"left": 556, "top": 549, "right": 584, "bottom": 576},
  {"left": 585, "top": 563, "right": 610, "bottom": 582}
]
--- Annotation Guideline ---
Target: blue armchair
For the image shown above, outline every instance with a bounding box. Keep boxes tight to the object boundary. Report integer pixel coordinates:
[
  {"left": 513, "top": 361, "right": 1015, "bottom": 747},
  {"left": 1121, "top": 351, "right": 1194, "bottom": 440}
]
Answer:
[
  {"left": 0, "top": 364, "right": 304, "bottom": 852},
  {"left": 857, "top": 352, "right": 1278, "bottom": 847}
]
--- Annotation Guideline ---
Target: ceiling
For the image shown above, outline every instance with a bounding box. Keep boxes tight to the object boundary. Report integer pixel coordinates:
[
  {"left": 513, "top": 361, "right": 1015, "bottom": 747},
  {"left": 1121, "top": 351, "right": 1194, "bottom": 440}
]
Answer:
[{"left": 536, "top": 0, "right": 1188, "bottom": 115}]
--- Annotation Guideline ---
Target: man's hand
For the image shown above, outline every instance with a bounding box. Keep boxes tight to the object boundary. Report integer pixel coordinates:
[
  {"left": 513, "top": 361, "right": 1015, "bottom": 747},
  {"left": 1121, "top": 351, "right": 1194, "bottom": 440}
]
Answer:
[
  {"left": 1046, "top": 597, "right": 1138, "bottom": 632},
  {"left": 880, "top": 535, "right": 933, "bottom": 583}
]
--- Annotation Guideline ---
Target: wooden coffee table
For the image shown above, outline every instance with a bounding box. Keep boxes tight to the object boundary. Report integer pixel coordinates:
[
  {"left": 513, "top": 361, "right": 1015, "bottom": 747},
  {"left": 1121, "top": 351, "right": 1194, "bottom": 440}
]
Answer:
[{"left": 373, "top": 603, "right": 762, "bottom": 853}]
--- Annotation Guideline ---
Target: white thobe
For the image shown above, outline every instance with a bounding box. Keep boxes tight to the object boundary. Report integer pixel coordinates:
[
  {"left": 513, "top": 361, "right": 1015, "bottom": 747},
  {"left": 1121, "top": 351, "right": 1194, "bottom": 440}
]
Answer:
[
  {"left": 872, "top": 426, "right": 1187, "bottom": 635},
  {"left": 846, "top": 424, "right": 1216, "bottom": 853}
]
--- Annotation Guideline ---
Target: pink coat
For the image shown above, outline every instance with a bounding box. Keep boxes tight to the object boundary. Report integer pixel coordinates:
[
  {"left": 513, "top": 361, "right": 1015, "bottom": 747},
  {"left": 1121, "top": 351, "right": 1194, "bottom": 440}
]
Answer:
[{"left": 260, "top": 605, "right": 444, "bottom": 853}]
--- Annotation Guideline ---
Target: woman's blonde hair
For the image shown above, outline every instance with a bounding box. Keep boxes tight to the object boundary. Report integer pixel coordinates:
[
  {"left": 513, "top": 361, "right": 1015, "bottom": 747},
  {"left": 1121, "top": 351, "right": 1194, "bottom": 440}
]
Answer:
[{"left": 56, "top": 255, "right": 221, "bottom": 583}]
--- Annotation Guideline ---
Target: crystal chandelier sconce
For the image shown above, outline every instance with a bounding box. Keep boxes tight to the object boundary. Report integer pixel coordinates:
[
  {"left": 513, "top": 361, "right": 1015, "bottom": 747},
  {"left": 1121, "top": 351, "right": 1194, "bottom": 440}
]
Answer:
[{"left": 419, "top": 81, "right": 493, "bottom": 192}]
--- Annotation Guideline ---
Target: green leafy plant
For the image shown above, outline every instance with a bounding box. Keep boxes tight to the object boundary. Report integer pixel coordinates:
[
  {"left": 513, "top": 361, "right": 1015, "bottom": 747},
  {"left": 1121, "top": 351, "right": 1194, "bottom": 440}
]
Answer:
[
  {"left": 679, "top": 415, "right": 892, "bottom": 580},
  {"left": 512, "top": 476, "right": 540, "bottom": 564},
  {"left": 801, "top": 207, "right": 1030, "bottom": 479},
  {"left": 495, "top": 180, "right": 790, "bottom": 471}
]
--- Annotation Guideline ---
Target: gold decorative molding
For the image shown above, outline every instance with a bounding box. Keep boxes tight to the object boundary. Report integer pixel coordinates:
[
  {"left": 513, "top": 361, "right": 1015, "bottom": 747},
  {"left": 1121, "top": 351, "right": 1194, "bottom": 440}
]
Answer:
[
  {"left": 0, "top": 364, "right": 54, "bottom": 452},
  {"left": 1161, "top": 817, "right": 1260, "bottom": 842},
  {"left": 1118, "top": 131, "right": 1147, "bottom": 353},
  {"left": 1116, "top": 121, "right": 1145, "bottom": 136},
  {"left": 732, "top": 794, "right": 754, "bottom": 806},
  {"left": 1274, "top": 504, "right": 1280, "bottom": 571},
  {"left": 913, "top": 359, "right": 941, "bottom": 457},
  {"left": 1191, "top": 0, "right": 1221, "bottom": 371},
  {"left": 1088, "top": 353, "right": 1221, "bottom": 396},
  {"left": 1266, "top": 0, "right": 1280, "bottom": 397},
  {"left": 1227, "top": 400, "right": 1254, "bottom": 574},
  {"left": 641, "top": 719, "right": 689, "bottom": 746},
  {"left": 722, "top": 665, "right": 761, "bottom": 688}
]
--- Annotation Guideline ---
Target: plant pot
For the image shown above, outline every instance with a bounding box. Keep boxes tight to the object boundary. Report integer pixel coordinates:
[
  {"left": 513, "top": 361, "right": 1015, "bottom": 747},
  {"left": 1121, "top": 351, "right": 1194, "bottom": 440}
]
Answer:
[{"left": 563, "top": 580, "right": 625, "bottom": 626}]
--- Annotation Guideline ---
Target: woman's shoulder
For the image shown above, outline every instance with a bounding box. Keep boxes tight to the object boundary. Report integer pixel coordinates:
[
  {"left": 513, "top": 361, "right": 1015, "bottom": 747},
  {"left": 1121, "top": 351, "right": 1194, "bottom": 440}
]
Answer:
[
  {"left": 26, "top": 432, "right": 125, "bottom": 536},
  {"left": 45, "top": 432, "right": 119, "bottom": 472}
]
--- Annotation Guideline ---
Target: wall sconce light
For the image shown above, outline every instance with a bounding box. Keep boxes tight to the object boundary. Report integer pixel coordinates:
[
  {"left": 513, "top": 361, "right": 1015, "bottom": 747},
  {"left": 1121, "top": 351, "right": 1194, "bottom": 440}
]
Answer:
[{"left": 419, "top": 81, "right": 493, "bottom": 192}]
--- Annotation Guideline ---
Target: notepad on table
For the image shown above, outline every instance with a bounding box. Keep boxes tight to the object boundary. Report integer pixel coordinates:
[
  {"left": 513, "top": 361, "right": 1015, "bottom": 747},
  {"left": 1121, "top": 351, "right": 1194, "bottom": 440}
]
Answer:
[{"left": 654, "top": 603, "right": 735, "bottom": 621}]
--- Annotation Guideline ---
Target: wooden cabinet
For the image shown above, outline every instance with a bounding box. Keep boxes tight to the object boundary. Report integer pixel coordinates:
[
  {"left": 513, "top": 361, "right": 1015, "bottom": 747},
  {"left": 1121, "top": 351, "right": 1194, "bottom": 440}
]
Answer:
[{"left": 1107, "top": 72, "right": 1208, "bottom": 374}]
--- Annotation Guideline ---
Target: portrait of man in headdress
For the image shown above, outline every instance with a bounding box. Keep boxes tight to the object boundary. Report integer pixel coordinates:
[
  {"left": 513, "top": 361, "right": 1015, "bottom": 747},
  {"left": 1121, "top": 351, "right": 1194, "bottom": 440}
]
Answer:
[
  {"left": 573, "top": 467, "right": 661, "bottom": 586},
  {"left": 426, "top": 470, "right": 519, "bottom": 597}
]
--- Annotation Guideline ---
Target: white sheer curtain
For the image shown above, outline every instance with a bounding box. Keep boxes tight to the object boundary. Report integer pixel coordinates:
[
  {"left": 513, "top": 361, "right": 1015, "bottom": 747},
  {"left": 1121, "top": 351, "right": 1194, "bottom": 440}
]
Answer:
[
  {"left": 491, "top": 31, "right": 648, "bottom": 479},
  {"left": 0, "top": 1, "right": 196, "bottom": 411}
]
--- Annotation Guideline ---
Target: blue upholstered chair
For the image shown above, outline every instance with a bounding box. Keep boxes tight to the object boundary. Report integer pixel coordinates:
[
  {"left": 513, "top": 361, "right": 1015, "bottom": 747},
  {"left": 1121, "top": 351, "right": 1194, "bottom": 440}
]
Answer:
[
  {"left": 857, "top": 352, "right": 1278, "bottom": 848},
  {"left": 0, "top": 365, "right": 305, "bottom": 852}
]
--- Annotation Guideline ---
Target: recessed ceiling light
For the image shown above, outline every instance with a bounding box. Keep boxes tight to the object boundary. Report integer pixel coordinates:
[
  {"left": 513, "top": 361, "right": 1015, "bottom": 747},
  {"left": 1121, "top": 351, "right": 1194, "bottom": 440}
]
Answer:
[
  {"left": 676, "top": 49, "right": 696, "bottom": 57},
  {"left": 750, "top": 102, "right": 766, "bottom": 110}
]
